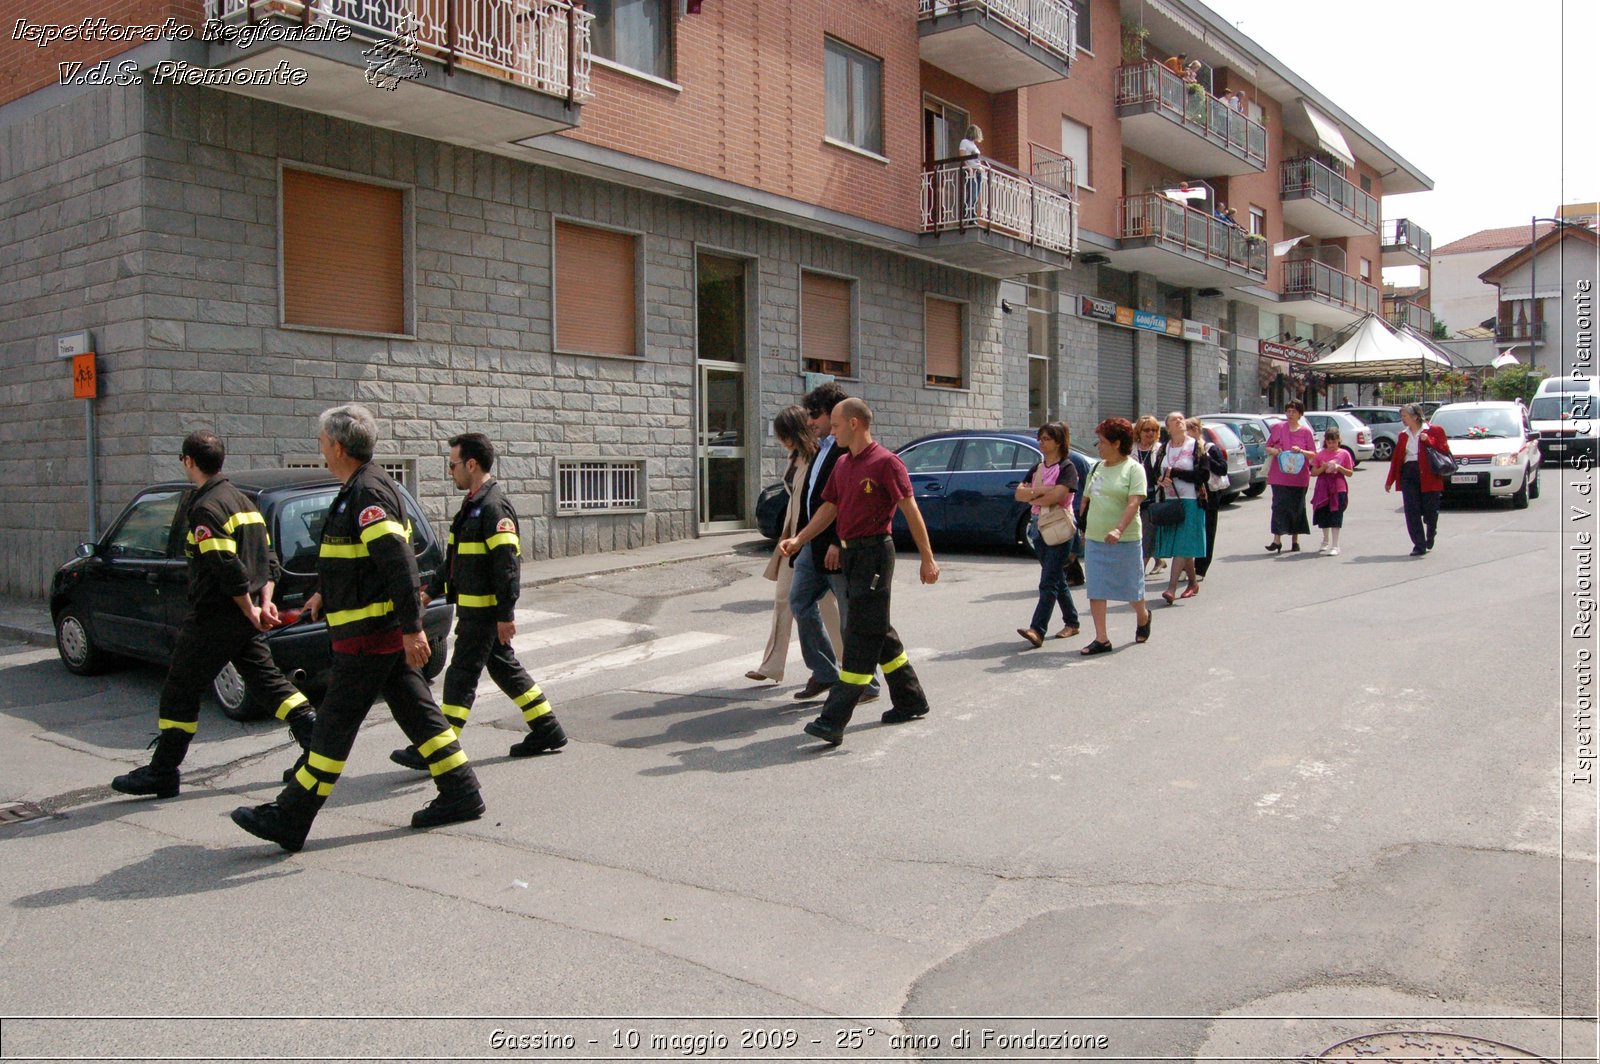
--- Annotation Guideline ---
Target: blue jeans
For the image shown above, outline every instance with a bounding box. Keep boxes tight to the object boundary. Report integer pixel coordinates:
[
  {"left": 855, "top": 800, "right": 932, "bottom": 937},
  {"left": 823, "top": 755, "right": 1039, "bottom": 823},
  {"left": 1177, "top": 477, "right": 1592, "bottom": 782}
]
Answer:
[
  {"left": 788, "top": 543, "right": 878, "bottom": 695},
  {"left": 1028, "top": 517, "right": 1079, "bottom": 633}
]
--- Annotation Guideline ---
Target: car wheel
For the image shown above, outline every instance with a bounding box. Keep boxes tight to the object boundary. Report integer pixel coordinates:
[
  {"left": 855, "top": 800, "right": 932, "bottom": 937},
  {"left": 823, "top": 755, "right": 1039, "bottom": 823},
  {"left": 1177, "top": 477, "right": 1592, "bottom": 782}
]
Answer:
[
  {"left": 1243, "top": 482, "right": 1266, "bottom": 498},
  {"left": 422, "top": 636, "right": 447, "bottom": 681},
  {"left": 1529, "top": 466, "right": 1541, "bottom": 500},
  {"left": 1512, "top": 471, "right": 1530, "bottom": 509},
  {"left": 213, "top": 662, "right": 266, "bottom": 721},
  {"left": 1373, "top": 439, "right": 1394, "bottom": 461},
  {"left": 55, "top": 608, "right": 110, "bottom": 676}
]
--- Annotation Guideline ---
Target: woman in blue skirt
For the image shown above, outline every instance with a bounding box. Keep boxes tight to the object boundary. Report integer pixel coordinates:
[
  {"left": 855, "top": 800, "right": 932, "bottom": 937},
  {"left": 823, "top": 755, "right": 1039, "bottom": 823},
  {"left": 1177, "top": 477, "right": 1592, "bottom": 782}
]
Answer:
[{"left": 1153, "top": 411, "right": 1209, "bottom": 604}]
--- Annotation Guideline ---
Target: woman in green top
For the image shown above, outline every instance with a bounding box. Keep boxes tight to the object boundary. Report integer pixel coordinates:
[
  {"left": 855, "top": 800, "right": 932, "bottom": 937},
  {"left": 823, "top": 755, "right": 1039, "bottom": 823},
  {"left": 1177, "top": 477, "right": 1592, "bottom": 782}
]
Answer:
[{"left": 1080, "top": 417, "right": 1153, "bottom": 655}]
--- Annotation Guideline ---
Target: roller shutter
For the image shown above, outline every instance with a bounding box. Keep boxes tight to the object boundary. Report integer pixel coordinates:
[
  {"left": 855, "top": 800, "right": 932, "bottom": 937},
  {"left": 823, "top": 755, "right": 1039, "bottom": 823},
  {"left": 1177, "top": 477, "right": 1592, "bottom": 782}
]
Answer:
[
  {"left": 1096, "top": 324, "right": 1136, "bottom": 422},
  {"left": 1156, "top": 334, "right": 1189, "bottom": 416}
]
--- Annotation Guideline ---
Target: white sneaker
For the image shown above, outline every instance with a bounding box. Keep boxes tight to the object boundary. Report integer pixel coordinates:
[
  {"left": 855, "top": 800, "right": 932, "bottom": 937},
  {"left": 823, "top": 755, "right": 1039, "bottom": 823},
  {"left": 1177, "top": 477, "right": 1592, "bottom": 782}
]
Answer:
[
  {"left": 1329, "top": 547, "right": 1341, "bottom": 556},
  {"left": 1317, "top": 543, "right": 1330, "bottom": 554}
]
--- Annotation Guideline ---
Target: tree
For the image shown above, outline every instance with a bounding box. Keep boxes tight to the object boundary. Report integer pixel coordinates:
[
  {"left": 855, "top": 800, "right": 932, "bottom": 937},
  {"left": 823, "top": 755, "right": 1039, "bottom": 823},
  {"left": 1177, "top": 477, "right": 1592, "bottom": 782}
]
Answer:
[
  {"left": 1485, "top": 365, "right": 1546, "bottom": 404},
  {"left": 1431, "top": 317, "right": 1448, "bottom": 340}
]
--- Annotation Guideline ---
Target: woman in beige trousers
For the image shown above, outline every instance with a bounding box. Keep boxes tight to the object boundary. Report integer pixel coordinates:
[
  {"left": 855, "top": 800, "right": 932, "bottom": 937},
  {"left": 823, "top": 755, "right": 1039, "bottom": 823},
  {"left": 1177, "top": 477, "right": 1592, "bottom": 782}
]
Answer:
[{"left": 748, "top": 405, "right": 841, "bottom": 682}]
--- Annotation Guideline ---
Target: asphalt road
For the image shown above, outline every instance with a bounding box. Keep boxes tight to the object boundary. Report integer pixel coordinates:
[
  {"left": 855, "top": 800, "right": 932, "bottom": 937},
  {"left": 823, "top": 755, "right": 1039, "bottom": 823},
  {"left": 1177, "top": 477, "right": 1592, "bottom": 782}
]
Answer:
[{"left": 0, "top": 465, "right": 1593, "bottom": 1062}]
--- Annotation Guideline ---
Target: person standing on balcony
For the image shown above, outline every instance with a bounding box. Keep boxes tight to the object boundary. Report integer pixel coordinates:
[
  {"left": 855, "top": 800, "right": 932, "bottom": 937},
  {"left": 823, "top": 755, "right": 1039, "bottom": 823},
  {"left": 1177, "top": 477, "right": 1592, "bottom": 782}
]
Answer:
[
  {"left": 1163, "top": 53, "right": 1187, "bottom": 76},
  {"left": 959, "top": 125, "right": 985, "bottom": 223}
]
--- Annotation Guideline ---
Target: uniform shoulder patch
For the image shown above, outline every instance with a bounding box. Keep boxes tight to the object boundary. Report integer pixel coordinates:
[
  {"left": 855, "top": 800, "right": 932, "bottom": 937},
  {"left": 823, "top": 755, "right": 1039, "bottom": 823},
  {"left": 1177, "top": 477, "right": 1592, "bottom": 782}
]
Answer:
[
  {"left": 193, "top": 525, "right": 213, "bottom": 541},
  {"left": 358, "top": 505, "right": 387, "bottom": 527},
  {"left": 496, "top": 517, "right": 516, "bottom": 533}
]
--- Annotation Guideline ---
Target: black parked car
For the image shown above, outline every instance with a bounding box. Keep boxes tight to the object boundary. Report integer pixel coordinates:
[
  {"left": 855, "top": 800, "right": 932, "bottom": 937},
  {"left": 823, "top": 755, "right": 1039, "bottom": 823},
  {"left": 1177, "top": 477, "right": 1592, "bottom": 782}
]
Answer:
[{"left": 50, "top": 468, "right": 454, "bottom": 720}]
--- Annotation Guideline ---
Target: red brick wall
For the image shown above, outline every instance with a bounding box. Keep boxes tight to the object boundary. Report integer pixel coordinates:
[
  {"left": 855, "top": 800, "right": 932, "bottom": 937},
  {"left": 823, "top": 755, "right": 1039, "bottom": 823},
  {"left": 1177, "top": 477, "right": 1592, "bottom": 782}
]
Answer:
[
  {"left": 561, "top": 0, "right": 925, "bottom": 232},
  {"left": 1, "top": 0, "right": 204, "bottom": 106}
]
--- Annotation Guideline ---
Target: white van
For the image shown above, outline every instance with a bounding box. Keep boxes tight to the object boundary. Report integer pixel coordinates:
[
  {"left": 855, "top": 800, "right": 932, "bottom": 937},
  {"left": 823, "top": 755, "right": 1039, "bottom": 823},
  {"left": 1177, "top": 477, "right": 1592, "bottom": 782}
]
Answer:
[{"left": 1528, "top": 377, "right": 1597, "bottom": 465}]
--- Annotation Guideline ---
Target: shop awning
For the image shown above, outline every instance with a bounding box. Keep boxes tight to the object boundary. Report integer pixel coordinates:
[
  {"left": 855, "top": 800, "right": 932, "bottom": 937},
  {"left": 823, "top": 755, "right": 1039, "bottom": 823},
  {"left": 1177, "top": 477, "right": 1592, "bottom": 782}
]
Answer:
[{"left": 1297, "top": 100, "right": 1355, "bottom": 169}]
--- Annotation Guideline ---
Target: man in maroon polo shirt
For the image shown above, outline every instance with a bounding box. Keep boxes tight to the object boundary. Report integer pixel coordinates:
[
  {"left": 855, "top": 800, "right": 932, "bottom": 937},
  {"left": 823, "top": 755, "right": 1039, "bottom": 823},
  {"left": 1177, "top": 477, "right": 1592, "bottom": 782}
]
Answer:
[{"left": 779, "top": 398, "right": 940, "bottom": 745}]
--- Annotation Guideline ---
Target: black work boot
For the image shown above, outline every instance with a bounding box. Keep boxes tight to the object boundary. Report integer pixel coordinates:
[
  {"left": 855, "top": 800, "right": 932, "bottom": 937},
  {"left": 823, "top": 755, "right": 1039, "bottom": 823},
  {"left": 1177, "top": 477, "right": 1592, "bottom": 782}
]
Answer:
[
  {"left": 230, "top": 802, "right": 311, "bottom": 852},
  {"left": 111, "top": 764, "right": 181, "bottom": 799},
  {"left": 389, "top": 745, "right": 429, "bottom": 771},
  {"left": 287, "top": 710, "right": 316, "bottom": 750},
  {"left": 411, "top": 772, "right": 485, "bottom": 829},
  {"left": 508, "top": 715, "right": 568, "bottom": 758}
]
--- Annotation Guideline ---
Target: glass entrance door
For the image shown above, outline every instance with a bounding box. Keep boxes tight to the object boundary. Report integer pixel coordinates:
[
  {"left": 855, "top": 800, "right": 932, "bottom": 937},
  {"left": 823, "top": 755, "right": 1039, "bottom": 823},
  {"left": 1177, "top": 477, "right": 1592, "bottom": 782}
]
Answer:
[{"left": 697, "top": 254, "right": 750, "bottom": 531}]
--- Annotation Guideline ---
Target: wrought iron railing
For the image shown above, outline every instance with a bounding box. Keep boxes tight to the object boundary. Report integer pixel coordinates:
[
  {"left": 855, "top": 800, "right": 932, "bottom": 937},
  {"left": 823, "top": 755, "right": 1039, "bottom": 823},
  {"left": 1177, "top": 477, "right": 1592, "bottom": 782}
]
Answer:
[
  {"left": 1381, "top": 218, "right": 1432, "bottom": 262},
  {"left": 210, "top": 0, "right": 594, "bottom": 101},
  {"left": 1283, "top": 259, "right": 1379, "bottom": 315},
  {"left": 1120, "top": 194, "right": 1266, "bottom": 279},
  {"left": 921, "top": 154, "right": 1078, "bottom": 255},
  {"left": 1495, "top": 320, "right": 1547, "bottom": 343},
  {"left": 1281, "top": 157, "right": 1379, "bottom": 233},
  {"left": 1384, "top": 298, "right": 1432, "bottom": 334},
  {"left": 1113, "top": 61, "right": 1267, "bottom": 168},
  {"left": 916, "top": 0, "right": 1078, "bottom": 66}
]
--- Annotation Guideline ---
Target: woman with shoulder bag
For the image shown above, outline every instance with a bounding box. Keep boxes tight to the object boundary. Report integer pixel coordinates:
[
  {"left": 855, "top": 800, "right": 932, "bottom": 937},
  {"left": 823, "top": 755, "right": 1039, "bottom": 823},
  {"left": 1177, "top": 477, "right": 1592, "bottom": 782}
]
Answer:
[
  {"left": 748, "top": 406, "right": 842, "bottom": 682},
  {"left": 1015, "top": 421, "right": 1081, "bottom": 647},
  {"left": 1384, "top": 402, "right": 1451, "bottom": 556},
  {"left": 1153, "top": 412, "right": 1209, "bottom": 603},
  {"left": 1190, "top": 418, "right": 1230, "bottom": 580},
  {"left": 1132, "top": 415, "right": 1165, "bottom": 575}
]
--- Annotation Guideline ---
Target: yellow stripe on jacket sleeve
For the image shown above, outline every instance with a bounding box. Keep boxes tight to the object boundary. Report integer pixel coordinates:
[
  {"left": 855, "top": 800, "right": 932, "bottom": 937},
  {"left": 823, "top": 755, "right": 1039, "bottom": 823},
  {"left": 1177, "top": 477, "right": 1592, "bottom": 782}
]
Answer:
[{"left": 359, "top": 519, "right": 408, "bottom": 545}]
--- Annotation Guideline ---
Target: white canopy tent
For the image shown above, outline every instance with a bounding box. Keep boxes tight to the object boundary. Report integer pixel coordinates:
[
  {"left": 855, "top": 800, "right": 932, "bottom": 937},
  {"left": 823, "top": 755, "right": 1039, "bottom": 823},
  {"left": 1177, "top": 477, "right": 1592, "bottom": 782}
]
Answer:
[{"left": 1308, "top": 315, "right": 1452, "bottom": 381}]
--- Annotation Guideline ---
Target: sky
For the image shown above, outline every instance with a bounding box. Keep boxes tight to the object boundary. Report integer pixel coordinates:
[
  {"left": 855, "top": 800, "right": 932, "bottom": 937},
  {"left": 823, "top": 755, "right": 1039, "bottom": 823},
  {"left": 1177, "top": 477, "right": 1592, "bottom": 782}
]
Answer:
[{"left": 1194, "top": 0, "right": 1595, "bottom": 282}]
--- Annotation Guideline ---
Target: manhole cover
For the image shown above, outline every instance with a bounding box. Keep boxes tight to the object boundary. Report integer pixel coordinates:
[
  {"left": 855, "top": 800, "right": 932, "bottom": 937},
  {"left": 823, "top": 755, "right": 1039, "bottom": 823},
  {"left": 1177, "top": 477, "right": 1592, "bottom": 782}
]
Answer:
[
  {"left": 1321, "top": 1032, "right": 1552, "bottom": 1062},
  {"left": 0, "top": 802, "right": 50, "bottom": 827}
]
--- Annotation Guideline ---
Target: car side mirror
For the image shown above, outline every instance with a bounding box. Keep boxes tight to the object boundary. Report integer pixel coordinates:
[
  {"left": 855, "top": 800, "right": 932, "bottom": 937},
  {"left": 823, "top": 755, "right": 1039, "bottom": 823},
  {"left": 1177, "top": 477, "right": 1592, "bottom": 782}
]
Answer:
[{"left": 75, "top": 542, "right": 95, "bottom": 559}]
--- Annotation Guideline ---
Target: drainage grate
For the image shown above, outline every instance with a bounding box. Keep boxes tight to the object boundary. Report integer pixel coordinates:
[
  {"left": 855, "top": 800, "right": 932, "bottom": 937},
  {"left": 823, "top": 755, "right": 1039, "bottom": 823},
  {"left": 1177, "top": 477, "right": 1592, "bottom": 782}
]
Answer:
[
  {"left": 1321, "top": 1032, "right": 1553, "bottom": 1062},
  {"left": 0, "top": 802, "right": 50, "bottom": 827}
]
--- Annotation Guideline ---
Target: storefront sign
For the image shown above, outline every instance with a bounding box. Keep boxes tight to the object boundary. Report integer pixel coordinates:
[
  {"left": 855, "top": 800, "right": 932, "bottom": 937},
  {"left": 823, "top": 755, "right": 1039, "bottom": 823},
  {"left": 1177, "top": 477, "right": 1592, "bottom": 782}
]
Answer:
[
  {"left": 1259, "top": 338, "right": 1316, "bottom": 365},
  {"left": 1183, "top": 320, "right": 1216, "bottom": 344},
  {"left": 1080, "top": 297, "right": 1216, "bottom": 341},
  {"left": 1078, "top": 295, "right": 1117, "bottom": 323}
]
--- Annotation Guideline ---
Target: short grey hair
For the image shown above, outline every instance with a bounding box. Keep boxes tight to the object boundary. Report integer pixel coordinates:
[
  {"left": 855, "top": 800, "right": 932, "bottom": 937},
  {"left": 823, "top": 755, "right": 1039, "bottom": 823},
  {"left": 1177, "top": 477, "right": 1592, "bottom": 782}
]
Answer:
[
  {"left": 319, "top": 404, "right": 377, "bottom": 461},
  {"left": 1401, "top": 403, "right": 1425, "bottom": 423}
]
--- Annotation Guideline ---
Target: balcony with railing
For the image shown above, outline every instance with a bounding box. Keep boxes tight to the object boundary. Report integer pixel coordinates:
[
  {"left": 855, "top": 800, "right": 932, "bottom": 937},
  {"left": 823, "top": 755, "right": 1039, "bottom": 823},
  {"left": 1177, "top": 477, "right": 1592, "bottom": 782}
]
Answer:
[
  {"left": 1108, "top": 193, "right": 1266, "bottom": 288},
  {"left": 204, "top": 0, "right": 593, "bottom": 149},
  {"left": 1495, "top": 320, "right": 1547, "bottom": 344},
  {"left": 917, "top": 0, "right": 1076, "bottom": 93},
  {"left": 919, "top": 145, "right": 1078, "bottom": 275},
  {"left": 1381, "top": 218, "right": 1432, "bottom": 267},
  {"left": 1384, "top": 297, "right": 1432, "bottom": 335},
  {"left": 1280, "top": 259, "right": 1380, "bottom": 327},
  {"left": 1114, "top": 62, "right": 1267, "bottom": 177},
  {"left": 1280, "top": 157, "right": 1379, "bottom": 238}
]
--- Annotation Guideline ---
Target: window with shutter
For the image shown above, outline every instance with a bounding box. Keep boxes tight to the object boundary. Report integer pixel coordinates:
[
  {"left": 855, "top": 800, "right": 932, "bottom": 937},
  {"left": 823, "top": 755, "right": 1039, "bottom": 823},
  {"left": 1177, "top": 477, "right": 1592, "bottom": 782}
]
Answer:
[
  {"left": 281, "top": 168, "right": 408, "bottom": 335},
  {"left": 555, "top": 221, "right": 639, "bottom": 357},
  {"left": 925, "top": 296, "right": 964, "bottom": 388},
  {"left": 801, "top": 271, "right": 853, "bottom": 377}
]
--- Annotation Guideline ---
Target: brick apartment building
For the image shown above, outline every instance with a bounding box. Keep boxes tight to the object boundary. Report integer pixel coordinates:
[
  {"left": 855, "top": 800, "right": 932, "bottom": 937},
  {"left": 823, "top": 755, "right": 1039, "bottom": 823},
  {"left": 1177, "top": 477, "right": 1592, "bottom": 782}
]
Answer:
[{"left": 0, "top": 0, "right": 1431, "bottom": 597}]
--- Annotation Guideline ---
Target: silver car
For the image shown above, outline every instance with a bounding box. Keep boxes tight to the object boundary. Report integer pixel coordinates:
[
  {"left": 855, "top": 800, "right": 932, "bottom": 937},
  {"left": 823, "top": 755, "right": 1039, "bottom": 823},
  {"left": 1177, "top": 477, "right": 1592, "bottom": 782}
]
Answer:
[
  {"left": 1198, "top": 414, "right": 1270, "bottom": 496},
  {"left": 1198, "top": 421, "right": 1251, "bottom": 502},
  {"left": 1304, "top": 410, "right": 1376, "bottom": 464},
  {"left": 1343, "top": 406, "right": 1405, "bottom": 461}
]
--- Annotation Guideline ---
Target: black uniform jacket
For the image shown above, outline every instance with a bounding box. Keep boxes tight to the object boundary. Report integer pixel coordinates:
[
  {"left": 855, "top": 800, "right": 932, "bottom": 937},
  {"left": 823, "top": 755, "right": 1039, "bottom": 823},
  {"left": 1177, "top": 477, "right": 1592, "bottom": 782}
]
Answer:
[
  {"left": 424, "top": 479, "right": 521, "bottom": 623},
  {"left": 316, "top": 462, "right": 423, "bottom": 639},
  {"left": 794, "top": 436, "right": 846, "bottom": 566},
  {"left": 184, "top": 475, "right": 279, "bottom": 607}
]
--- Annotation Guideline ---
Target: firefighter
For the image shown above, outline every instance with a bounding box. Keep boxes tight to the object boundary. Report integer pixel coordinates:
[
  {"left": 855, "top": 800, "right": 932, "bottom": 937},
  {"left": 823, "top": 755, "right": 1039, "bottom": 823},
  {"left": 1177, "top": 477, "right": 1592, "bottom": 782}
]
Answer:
[
  {"left": 231, "top": 405, "right": 484, "bottom": 852},
  {"left": 390, "top": 432, "right": 566, "bottom": 769},
  {"left": 111, "top": 430, "right": 317, "bottom": 799}
]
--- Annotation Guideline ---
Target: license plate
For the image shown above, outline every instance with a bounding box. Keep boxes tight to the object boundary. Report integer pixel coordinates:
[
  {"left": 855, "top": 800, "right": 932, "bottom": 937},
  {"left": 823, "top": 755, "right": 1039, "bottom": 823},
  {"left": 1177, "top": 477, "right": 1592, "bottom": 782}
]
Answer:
[
  {"left": 1549, "top": 443, "right": 1567, "bottom": 451},
  {"left": 1451, "top": 474, "right": 1477, "bottom": 485}
]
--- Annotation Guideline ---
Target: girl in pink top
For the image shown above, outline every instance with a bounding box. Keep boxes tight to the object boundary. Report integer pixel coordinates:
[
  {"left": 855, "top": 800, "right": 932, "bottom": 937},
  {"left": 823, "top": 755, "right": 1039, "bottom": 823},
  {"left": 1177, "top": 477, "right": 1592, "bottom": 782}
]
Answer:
[{"left": 1309, "top": 426, "right": 1354, "bottom": 555}]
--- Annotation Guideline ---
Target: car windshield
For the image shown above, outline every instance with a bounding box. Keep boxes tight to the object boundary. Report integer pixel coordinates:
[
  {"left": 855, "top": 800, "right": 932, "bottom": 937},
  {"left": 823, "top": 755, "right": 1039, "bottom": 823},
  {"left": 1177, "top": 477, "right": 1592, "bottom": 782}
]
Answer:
[
  {"left": 1529, "top": 395, "right": 1594, "bottom": 420},
  {"left": 1432, "top": 408, "right": 1523, "bottom": 440}
]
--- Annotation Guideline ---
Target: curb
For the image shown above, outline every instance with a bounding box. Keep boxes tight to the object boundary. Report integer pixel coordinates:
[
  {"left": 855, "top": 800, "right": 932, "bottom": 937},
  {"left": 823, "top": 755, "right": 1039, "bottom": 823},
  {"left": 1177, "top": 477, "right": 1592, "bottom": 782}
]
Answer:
[{"left": 0, "top": 622, "right": 55, "bottom": 649}]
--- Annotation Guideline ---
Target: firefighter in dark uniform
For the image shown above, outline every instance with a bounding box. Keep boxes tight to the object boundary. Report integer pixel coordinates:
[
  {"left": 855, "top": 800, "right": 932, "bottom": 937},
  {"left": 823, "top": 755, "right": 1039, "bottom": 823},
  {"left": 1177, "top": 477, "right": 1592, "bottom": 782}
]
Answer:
[
  {"left": 231, "top": 405, "right": 484, "bottom": 852},
  {"left": 779, "top": 398, "right": 940, "bottom": 746},
  {"left": 389, "top": 431, "right": 566, "bottom": 769},
  {"left": 112, "top": 430, "right": 316, "bottom": 799}
]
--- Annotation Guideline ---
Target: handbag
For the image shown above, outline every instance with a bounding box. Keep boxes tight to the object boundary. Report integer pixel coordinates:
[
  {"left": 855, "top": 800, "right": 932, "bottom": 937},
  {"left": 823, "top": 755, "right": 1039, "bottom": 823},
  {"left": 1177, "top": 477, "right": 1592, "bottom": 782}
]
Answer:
[
  {"left": 1147, "top": 491, "right": 1186, "bottom": 527},
  {"left": 1425, "top": 443, "right": 1457, "bottom": 477},
  {"left": 1275, "top": 451, "right": 1307, "bottom": 476},
  {"left": 1036, "top": 504, "right": 1076, "bottom": 545}
]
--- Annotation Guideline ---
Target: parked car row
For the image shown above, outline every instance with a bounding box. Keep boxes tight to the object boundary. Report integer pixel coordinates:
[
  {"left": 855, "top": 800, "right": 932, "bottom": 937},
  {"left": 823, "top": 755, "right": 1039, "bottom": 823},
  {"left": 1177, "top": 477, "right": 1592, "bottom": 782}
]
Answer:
[{"left": 51, "top": 469, "right": 454, "bottom": 719}]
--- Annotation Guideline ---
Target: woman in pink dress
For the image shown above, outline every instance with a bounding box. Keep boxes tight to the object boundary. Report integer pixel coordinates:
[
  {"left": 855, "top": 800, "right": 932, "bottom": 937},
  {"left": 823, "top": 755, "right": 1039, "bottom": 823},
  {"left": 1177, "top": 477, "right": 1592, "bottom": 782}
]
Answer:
[{"left": 1264, "top": 399, "right": 1317, "bottom": 552}]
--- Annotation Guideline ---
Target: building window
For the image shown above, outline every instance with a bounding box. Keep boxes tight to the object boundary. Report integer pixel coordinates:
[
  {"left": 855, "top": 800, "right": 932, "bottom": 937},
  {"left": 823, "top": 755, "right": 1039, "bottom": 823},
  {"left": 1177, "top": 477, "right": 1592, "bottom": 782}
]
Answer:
[
  {"left": 1359, "top": 257, "right": 1371, "bottom": 281},
  {"left": 281, "top": 168, "right": 408, "bottom": 335},
  {"left": 589, "top": 0, "right": 672, "bottom": 78},
  {"left": 825, "top": 37, "right": 883, "bottom": 155},
  {"left": 1358, "top": 173, "right": 1373, "bottom": 193},
  {"left": 1073, "top": 0, "right": 1091, "bottom": 51},
  {"left": 925, "top": 296, "right": 965, "bottom": 389},
  {"left": 1249, "top": 206, "right": 1266, "bottom": 236},
  {"left": 801, "top": 271, "right": 854, "bottom": 377},
  {"left": 555, "top": 221, "right": 639, "bottom": 357},
  {"left": 556, "top": 458, "right": 646, "bottom": 514},
  {"left": 286, "top": 456, "right": 416, "bottom": 495},
  {"left": 1061, "top": 116, "right": 1090, "bottom": 188}
]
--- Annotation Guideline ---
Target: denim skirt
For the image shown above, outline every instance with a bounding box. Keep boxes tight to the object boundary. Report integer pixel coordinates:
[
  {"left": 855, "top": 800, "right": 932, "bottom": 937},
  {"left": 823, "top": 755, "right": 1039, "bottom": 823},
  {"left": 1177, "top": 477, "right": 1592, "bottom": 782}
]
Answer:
[{"left": 1084, "top": 538, "right": 1146, "bottom": 602}]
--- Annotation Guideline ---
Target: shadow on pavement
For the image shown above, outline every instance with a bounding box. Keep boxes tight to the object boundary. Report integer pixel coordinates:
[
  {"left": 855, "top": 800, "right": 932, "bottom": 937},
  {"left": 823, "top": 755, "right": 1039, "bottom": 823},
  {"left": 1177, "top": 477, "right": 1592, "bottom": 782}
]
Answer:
[
  {"left": 637, "top": 727, "right": 872, "bottom": 777},
  {"left": 12, "top": 843, "right": 302, "bottom": 908}
]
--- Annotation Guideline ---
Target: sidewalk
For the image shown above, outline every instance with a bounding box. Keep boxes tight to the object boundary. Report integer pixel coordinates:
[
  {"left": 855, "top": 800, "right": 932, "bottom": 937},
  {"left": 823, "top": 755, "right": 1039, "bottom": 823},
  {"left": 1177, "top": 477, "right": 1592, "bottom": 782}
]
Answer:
[{"left": 0, "top": 530, "right": 770, "bottom": 650}]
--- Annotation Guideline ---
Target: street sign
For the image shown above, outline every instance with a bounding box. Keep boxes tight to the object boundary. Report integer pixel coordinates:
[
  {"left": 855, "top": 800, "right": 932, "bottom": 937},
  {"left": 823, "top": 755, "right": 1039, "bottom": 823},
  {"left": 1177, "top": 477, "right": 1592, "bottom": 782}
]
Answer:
[{"left": 72, "top": 353, "right": 97, "bottom": 399}]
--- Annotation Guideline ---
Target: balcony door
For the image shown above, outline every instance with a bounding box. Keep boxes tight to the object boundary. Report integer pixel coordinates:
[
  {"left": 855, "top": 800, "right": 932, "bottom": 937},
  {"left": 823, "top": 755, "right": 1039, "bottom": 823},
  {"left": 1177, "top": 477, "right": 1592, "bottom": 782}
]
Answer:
[
  {"left": 696, "top": 253, "right": 753, "bottom": 532},
  {"left": 923, "top": 96, "right": 969, "bottom": 165}
]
